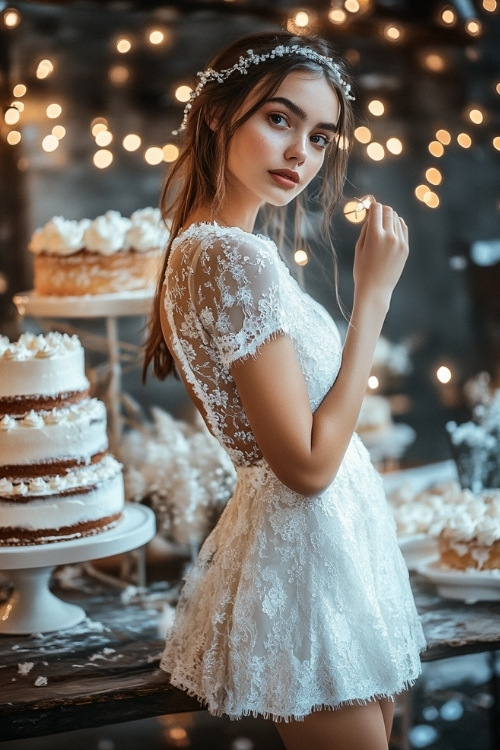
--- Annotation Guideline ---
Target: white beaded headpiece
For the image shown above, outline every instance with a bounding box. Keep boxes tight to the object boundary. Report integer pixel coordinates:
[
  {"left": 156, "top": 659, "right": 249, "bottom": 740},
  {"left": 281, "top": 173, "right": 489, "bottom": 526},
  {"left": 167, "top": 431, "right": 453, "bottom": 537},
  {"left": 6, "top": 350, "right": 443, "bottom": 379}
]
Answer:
[{"left": 173, "top": 44, "right": 354, "bottom": 135}]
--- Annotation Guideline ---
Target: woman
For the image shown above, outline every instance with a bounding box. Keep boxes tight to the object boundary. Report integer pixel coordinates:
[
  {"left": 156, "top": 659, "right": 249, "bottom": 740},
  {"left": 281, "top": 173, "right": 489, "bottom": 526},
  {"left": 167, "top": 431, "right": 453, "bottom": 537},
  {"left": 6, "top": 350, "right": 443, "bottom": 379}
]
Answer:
[{"left": 143, "top": 30, "right": 425, "bottom": 750}]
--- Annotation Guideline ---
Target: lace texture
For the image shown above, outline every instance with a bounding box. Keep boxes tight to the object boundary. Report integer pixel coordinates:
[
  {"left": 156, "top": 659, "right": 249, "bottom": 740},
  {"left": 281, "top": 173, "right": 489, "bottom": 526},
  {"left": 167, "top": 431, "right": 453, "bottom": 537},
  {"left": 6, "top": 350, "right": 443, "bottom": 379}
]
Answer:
[{"left": 160, "top": 223, "right": 426, "bottom": 721}]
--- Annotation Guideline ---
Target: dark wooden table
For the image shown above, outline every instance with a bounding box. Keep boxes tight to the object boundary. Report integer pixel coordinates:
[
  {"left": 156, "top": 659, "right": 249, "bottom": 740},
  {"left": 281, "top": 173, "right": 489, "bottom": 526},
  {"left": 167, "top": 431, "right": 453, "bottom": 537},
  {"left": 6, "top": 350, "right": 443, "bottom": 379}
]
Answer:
[{"left": 1, "top": 570, "right": 500, "bottom": 742}]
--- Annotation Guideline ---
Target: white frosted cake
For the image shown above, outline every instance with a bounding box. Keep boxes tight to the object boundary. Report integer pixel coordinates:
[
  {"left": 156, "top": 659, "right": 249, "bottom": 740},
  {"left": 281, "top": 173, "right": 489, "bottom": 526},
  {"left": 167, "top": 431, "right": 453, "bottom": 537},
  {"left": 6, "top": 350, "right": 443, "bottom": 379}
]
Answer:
[
  {"left": 0, "top": 332, "right": 124, "bottom": 545},
  {"left": 29, "top": 208, "right": 168, "bottom": 296},
  {"left": 438, "top": 488, "right": 500, "bottom": 571}
]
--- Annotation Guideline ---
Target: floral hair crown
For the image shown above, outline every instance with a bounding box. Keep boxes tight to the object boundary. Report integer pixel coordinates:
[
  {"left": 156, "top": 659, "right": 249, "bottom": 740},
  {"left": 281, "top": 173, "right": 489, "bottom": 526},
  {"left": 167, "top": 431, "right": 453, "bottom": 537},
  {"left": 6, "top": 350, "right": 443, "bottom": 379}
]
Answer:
[{"left": 173, "top": 43, "right": 354, "bottom": 135}]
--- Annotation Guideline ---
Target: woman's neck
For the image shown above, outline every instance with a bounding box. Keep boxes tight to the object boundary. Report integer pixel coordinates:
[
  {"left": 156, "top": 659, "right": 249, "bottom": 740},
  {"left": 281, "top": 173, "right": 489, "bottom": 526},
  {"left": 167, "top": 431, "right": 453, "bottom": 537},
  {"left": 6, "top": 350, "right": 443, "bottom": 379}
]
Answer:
[{"left": 185, "top": 204, "right": 260, "bottom": 234}]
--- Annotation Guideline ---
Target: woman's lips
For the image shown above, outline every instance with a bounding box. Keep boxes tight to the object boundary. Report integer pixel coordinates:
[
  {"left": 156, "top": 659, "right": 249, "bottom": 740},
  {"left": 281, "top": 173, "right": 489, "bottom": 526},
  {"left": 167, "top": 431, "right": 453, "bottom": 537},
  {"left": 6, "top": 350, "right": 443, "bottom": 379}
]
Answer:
[{"left": 269, "top": 170, "right": 299, "bottom": 189}]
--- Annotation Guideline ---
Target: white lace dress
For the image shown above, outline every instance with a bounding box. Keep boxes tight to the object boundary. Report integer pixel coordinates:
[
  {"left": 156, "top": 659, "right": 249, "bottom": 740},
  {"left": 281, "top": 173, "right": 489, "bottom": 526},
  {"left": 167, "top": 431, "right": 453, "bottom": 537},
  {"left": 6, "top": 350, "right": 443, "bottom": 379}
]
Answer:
[{"left": 159, "top": 222, "right": 426, "bottom": 721}]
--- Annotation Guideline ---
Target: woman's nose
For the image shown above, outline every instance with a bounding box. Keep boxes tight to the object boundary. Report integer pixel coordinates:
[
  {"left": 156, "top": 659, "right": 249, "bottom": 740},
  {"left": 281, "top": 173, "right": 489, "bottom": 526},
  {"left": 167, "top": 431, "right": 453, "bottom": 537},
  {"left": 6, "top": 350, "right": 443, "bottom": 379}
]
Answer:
[{"left": 285, "top": 134, "right": 307, "bottom": 163}]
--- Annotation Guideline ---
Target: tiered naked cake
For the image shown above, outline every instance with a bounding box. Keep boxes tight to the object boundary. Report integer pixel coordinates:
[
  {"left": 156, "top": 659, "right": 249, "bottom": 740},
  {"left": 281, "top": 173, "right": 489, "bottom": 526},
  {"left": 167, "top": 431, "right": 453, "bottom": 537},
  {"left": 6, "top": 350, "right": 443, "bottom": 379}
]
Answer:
[
  {"left": 28, "top": 208, "right": 168, "bottom": 296},
  {"left": 0, "top": 332, "right": 124, "bottom": 545}
]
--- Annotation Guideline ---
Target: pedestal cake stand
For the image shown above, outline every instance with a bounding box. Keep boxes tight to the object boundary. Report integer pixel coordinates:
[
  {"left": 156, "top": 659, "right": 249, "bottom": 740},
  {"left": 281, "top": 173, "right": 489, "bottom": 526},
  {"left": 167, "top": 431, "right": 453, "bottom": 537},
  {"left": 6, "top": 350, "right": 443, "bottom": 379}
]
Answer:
[{"left": 0, "top": 504, "right": 155, "bottom": 635}]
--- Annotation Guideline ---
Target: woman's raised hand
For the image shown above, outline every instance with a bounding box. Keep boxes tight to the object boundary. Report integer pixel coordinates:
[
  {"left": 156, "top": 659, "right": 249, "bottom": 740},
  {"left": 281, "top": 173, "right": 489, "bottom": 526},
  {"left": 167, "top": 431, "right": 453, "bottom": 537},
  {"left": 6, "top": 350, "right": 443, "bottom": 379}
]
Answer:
[{"left": 352, "top": 199, "right": 409, "bottom": 310}]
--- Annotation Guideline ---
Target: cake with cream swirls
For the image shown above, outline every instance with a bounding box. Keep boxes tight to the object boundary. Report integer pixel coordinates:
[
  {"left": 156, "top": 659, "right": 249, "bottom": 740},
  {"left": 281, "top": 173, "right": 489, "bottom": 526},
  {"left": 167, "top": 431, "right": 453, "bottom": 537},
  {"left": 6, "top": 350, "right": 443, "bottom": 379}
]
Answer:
[
  {"left": 0, "top": 332, "right": 124, "bottom": 545},
  {"left": 29, "top": 208, "right": 168, "bottom": 296},
  {"left": 438, "top": 487, "right": 500, "bottom": 571}
]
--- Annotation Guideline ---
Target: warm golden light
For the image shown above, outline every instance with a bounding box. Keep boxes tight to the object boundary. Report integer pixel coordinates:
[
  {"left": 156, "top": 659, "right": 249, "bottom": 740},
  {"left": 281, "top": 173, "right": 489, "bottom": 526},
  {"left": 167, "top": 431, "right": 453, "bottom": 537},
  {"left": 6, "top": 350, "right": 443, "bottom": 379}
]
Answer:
[
  {"left": 354, "top": 126, "right": 371, "bottom": 144},
  {"left": 483, "top": 0, "right": 497, "bottom": 10},
  {"left": 343, "top": 200, "right": 368, "bottom": 224},
  {"left": 162, "top": 143, "right": 179, "bottom": 162},
  {"left": 91, "top": 118, "right": 108, "bottom": 136},
  {"left": 440, "top": 8, "right": 456, "bottom": 25},
  {"left": 123, "top": 133, "right": 141, "bottom": 151},
  {"left": 175, "top": 85, "right": 192, "bottom": 103},
  {"left": 424, "top": 191, "right": 440, "bottom": 208},
  {"left": 109, "top": 65, "right": 129, "bottom": 84},
  {"left": 423, "top": 53, "right": 446, "bottom": 72},
  {"left": 52, "top": 125, "right": 66, "bottom": 140},
  {"left": 93, "top": 149, "right": 113, "bottom": 169},
  {"left": 492, "top": 136, "right": 500, "bottom": 151},
  {"left": 436, "top": 365, "right": 452, "bottom": 384},
  {"left": 384, "top": 24, "right": 402, "bottom": 41},
  {"left": 468, "top": 107, "right": 484, "bottom": 124},
  {"left": 436, "top": 129, "right": 451, "bottom": 145},
  {"left": 425, "top": 167, "right": 442, "bottom": 185},
  {"left": 3, "top": 8, "right": 21, "bottom": 28},
  {"left": 386, "top": 137, "right": 403, "bottom": 155},
  {"left": 415, "top": 184, "right": 431, "bottom": 202},
  {"left": 294, "top": 249, "right": 309, "bottom": 266},
  {"left": 46, "top": 103, "right": 62, "bottom": 119},
  {"left": 368, "top": 99, "right": 385, "bottom": 116},
  {"left": 42, "top": 134, "right": 59, "bottom": 152},
  {"left": 116, "top": 38, "right": 132, "bottom": 53},
  {"left": 294, "top": 11, "right": 310, "bottom": 27},
  {"left": 7, "top": 131, "right": 21, "bottom": 145},
  {"left": 145, "top": 146, "right": 164, "bottom": 165},
  {"left": 367, "top": 142, "right": 385, "bottom": 160},
  {"left": 457, "top": 132, "right": 472, "bottom": 148},
  {"left": 465, "top": 19, "right": 482, "bottom": 36},
  {"left": 11, "top": 100, "right": 24, "bottom": 112},
  {"left": 368, "top": 375, "right": 379, "bottom": 390},
  {"left": 428, "top": 141, "right": 444, "bottom": 157},
  {"left": 336, "top": 134, "right": 350, "bottom": 150},
  {"left": 36, "top": 59, "right": 54, "bottom": 79},
  {"left": 4, "top": 107, "right": 20, "bottom": 125},
  {"left": 13, "top": 84, "right": 26, "bottom": 97},
  {"left": 345, "top": 0, "right": 360, "bottom": 12},
  {"left": 95, "top": 130, "right": 113, "bottom": 147},
  {"left": 149, "top": 29, "right": 165, "bottom": 45},
  {"left": 496, "top": 82, "right": 500, "bottom": 95},
  {"left": 328, "top": 9, "right": 347, "bottom": 24}
]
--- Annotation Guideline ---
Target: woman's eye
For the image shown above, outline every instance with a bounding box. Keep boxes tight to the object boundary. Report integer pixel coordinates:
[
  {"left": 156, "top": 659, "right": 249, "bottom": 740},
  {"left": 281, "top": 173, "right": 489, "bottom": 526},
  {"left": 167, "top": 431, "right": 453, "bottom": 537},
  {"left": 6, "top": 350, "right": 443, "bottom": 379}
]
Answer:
[
  {"left": 269, "top": 113, "right": 287, "bottom": 127},
  {"left": 311, "top": 134, "right": 331, "bottom": 148}
]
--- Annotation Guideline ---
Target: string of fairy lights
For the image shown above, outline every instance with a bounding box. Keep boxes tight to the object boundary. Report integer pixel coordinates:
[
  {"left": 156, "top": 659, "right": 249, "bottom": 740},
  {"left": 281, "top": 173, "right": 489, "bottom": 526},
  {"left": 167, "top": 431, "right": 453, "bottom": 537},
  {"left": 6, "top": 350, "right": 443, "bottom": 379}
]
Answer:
[{"left": 2, "top": 3, "right": 498, "bottom": 206}]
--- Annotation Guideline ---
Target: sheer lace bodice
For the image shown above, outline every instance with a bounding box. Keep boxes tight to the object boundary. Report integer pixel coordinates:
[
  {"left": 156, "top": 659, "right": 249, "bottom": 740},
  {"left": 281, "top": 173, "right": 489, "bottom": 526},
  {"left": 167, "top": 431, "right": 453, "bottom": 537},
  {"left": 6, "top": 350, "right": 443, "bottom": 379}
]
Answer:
[
  {"left": 160, "top": 222, "right": 425, "bottom": 722},
  {"left": 163, "top": 222, "right": 342, "bottom": 465}
]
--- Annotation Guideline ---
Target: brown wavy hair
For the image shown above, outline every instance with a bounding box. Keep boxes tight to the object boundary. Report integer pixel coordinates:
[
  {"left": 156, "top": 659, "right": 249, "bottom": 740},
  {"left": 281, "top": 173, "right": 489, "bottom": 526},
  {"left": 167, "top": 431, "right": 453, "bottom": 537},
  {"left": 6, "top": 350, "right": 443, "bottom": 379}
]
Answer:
[{"left": 143, "top": 30, "right": 355, "bottom": 382}]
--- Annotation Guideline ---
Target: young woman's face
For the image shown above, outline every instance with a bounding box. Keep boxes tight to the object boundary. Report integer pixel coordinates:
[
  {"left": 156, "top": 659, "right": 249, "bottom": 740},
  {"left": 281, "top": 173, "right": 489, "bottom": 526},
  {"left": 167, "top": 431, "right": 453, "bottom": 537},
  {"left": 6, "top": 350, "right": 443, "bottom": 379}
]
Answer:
[{"left": 226, "top": 70, "right": 340, "bottom": 216}]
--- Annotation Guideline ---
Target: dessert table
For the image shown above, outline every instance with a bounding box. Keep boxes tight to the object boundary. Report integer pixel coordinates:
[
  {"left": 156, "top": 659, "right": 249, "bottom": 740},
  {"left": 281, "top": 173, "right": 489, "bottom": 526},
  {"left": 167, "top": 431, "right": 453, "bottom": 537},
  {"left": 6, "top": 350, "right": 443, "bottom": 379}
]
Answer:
[{"left": 0, "top": 569, "right": 499, "bottom": 742}]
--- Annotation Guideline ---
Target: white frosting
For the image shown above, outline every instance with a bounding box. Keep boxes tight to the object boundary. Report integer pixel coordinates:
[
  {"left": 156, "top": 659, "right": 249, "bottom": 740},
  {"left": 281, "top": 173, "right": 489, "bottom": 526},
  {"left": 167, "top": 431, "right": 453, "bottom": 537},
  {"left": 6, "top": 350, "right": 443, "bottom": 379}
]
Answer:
[
  {"left": 0, "top": 455, "right": 121, "bottom": 497},
  {"left": 29, "top": 208, "right": 168, "bottom": 257},
  {"left": 0, "top": 332, "right": 88, "bottom": 399},
  {"left": 28, "top": 216, "right": 90, "bottom": 256},
  {"left": 83, "top": 210, "right": 132, "bottom": 255},
  {"left": 125, "top": 207, "right": 169, "bottom": 252},
  {"left": 0, "top": 470, "right": 124, "bottom": 538},
  {"left": 0, "top": 399, "right": 107, "bottom": 465},
  {"left": 390, "top": 479, "right": 500, "bottom": 546}
]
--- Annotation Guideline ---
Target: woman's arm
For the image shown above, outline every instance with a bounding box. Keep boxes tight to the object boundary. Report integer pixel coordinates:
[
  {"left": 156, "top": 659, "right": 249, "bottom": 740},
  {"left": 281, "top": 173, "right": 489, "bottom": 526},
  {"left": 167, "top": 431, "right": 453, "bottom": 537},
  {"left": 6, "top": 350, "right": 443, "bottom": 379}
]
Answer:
[{"left": 231, "top": 201, "right": 409, "bottom": 496}]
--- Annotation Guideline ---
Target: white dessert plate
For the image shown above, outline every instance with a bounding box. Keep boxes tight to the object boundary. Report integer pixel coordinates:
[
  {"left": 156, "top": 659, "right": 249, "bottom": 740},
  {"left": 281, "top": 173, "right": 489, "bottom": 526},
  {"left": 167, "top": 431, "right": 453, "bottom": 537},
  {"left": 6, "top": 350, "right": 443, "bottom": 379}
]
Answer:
[
  {"left": 13, "top": 289, "right": 153, "bottom": 318},
  {"left": 417, "top": 559, "right": 500, "bottom": 603},
  {"left": 398, "top": 534, "right": 438, "bottom": 571}
]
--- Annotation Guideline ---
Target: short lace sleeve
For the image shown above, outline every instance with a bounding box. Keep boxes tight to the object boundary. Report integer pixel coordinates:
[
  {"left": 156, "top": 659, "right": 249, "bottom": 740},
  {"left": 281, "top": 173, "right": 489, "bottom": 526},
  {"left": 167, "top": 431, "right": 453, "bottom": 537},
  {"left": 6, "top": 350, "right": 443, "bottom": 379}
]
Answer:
[{"left": 192, "top": 229, "right": 287, "bottom": 368}]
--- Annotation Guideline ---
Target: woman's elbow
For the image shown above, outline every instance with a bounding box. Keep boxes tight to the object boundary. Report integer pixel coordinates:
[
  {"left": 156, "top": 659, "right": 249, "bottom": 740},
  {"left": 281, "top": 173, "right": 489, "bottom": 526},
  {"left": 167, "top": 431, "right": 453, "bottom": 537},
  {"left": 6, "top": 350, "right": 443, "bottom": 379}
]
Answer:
[{"left": 277, "top": 464, "right": 339, "bottom": 498}]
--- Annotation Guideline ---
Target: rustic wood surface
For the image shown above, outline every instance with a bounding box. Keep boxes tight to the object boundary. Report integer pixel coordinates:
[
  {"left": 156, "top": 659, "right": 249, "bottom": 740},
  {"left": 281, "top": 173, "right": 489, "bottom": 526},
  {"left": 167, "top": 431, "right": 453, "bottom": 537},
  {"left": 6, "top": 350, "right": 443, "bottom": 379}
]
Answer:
[{"left": 1, "top": 570, "right": 500, "bottom": 740}]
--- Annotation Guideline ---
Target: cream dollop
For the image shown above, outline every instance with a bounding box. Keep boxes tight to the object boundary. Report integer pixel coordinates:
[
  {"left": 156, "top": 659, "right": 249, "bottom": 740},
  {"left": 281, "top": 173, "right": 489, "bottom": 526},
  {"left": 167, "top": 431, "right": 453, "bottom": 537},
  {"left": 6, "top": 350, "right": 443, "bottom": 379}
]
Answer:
[
  {"left": 83, "top": 210, "right": 132, "bottom": 255},
  {"left": 29, "top": 216, "right": 90, "bottom": 256}
]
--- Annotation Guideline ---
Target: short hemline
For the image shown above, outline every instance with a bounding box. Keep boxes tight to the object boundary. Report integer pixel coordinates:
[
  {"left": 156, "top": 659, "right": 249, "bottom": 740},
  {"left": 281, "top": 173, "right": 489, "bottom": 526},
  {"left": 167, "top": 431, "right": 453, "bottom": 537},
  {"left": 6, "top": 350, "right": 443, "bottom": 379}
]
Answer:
[{"left": 161, "top": 669, "right": 420, "bottom": 723}]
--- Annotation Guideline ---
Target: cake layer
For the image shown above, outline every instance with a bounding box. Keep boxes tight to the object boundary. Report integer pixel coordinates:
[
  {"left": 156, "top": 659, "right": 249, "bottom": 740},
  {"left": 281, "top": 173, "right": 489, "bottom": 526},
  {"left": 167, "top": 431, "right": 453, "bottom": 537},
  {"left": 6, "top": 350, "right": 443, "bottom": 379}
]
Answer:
[
  {"left": 439, "top": 534, "right": 500, "bottom": 571},
  {"left": 0, "top": 398, "right": 107, "bottom": 469},
  {"left": 0, "top": 456, "right": 124, "bottom": 545},
  {"left": 33, "top": 248, "right": 161, "bottom": 296},
  {"left": 0, "top": 332, "right": 89, "bottom": 400}
]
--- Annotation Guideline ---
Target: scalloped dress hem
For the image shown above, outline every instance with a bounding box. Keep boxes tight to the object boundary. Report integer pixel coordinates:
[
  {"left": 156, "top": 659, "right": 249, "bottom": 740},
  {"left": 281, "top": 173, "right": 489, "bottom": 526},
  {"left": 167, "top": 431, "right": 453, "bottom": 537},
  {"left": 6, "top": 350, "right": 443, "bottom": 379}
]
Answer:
[{"left": 161, "top": 670, "right": 421, "bottom": 723}]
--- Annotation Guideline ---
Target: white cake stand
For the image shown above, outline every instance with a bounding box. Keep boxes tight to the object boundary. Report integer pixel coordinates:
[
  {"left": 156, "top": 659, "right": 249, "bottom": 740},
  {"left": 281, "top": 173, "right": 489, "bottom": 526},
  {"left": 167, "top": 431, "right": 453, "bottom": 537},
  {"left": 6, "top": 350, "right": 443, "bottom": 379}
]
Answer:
[{"left": 0, "top": 504, "right": 155, "bottom": 635}]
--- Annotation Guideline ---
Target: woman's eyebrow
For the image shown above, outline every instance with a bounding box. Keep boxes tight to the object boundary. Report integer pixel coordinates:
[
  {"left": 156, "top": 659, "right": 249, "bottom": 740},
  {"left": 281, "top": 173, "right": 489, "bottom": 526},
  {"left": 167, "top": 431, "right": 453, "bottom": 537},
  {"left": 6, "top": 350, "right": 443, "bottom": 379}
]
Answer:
[{"left": 267, "top": 96, "right": 338, "bottom": 133}]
